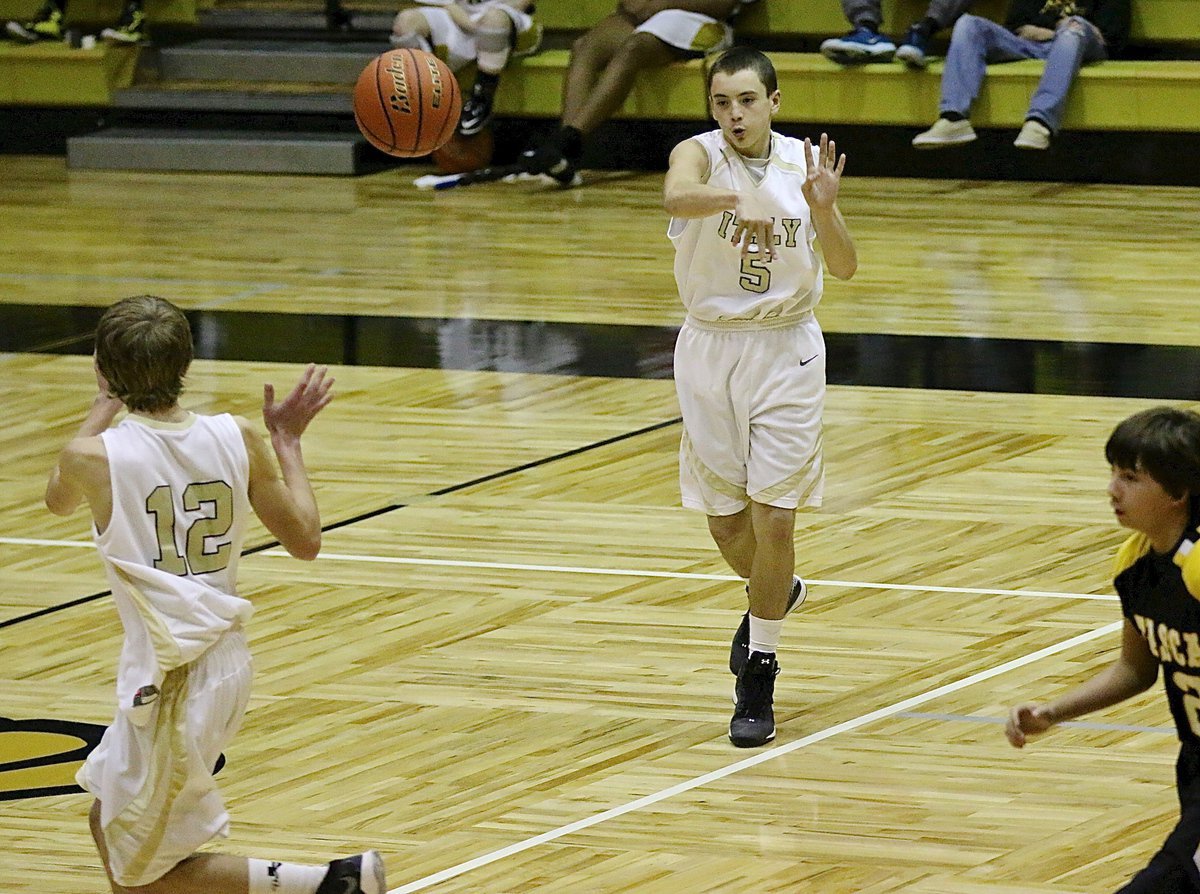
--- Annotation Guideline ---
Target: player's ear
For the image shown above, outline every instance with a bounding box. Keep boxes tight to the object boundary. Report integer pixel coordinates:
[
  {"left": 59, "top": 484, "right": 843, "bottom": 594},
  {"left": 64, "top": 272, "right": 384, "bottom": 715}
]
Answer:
[{"left": 769, "top": 90, "right": 780, "bottom": 114}]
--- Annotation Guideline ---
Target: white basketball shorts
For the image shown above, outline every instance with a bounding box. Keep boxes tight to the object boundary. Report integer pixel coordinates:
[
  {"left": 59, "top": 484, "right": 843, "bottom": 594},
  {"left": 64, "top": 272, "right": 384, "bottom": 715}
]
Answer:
[
  {"left": 77, "top": 628, "right": 253, "bottom": 886},
  {"left": 674, "top": 316, "right": 826, "bottom": 515}
]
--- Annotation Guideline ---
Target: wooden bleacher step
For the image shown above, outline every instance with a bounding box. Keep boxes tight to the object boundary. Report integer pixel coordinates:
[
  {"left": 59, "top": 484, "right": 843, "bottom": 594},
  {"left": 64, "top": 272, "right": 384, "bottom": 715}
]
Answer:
[
  {"left": 66, "top": 127, "right": 370, "bottom": 173},
  {"left": 197, "top": 5, "right": 394, "bottom": 34},
  {"left": 158, "top": 38, "right": 379, "bottom": 82}
]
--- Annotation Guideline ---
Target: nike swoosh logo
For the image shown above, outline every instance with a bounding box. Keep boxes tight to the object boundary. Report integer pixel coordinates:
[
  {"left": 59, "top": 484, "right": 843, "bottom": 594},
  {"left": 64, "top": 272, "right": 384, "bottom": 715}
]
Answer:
[{"left": 798, "top": 354, "right": 820, "bottom": 366}]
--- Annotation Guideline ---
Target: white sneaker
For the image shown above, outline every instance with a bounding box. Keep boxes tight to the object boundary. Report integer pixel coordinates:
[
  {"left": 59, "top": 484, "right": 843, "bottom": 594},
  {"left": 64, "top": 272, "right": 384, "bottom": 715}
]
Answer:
[
  {"left": 1014, "top": 119, "right": 1051, "bottom": 150},
  {"left": 912, "top": 117, "right": 977, "bottom": 149}
]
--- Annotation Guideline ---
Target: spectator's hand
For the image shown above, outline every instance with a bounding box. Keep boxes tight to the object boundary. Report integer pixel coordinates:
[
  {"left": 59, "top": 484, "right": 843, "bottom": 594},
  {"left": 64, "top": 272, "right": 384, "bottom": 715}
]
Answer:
[
  {"left": 732, "top": 190, "right": 776, "bottom": 262},
  {"left": 800, "top": 133, "right": 845, "bottom": 212},
  {"left": 1005, "top": 703, "right": 1056, "bottom": 748},
  {"left": 1015, "top": 24, "right": 1055, "bottom": 40}
]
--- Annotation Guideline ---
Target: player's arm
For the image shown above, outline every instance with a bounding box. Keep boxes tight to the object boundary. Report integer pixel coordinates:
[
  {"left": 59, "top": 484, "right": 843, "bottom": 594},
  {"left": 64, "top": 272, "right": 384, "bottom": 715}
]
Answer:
[
  {"left": 663, "top": 138, "right": 729, "bottom": 218},
  {"left": 802, "top": 134, "right": 857, "bottom": 280},
  {"left": 45, "top": 391, "right": 123, "bottom": 517},
  {"left": 1005, "top": 618, "right": 1159, "bottom": 747},
  {"left": 664, "top": 138, "right": 774, "bottom": 259},
  {"left": 241, "top": 364, "right": 334, "bottom": 562}
]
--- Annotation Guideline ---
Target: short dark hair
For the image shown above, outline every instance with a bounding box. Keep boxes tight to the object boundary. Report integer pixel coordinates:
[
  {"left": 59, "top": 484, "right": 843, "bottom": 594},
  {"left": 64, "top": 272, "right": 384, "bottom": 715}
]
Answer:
[
  {"left": 1105, "top": 407, "right": 1200, "bottom": 500},
  {"left": 94, "top": 295, "right": 193, "bottom": 413},
  {"left": 705, "top": 46, "right": 778, "bottom": 98}
]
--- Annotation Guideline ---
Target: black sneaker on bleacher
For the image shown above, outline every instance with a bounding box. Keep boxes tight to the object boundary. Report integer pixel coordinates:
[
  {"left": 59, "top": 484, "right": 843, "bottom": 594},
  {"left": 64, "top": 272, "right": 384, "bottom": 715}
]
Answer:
[
  {"left": 518, "top": 143, "right": 581, "bottom": 188},
  {"left": 6, "top": 3, "right": 63, "bottom": 41},
  {"left": 100, "top": 4, "right": 145, "bottom": 43}
]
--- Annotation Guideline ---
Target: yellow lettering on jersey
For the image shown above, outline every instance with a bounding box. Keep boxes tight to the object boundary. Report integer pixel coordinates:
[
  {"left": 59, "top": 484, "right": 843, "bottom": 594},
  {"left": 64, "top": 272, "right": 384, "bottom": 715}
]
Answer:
[
  {"left": 717, "top": 211, "right": 735, "bottom": 239},
  {"left": 1184, "top": 632, "right": 1200, "bottom": 668},
  {"left": 780, "top": 218, "right": 803, "bottom": 248},
  {"left": 1164, "top": 626, "right": 1186, "bottom": 666}
]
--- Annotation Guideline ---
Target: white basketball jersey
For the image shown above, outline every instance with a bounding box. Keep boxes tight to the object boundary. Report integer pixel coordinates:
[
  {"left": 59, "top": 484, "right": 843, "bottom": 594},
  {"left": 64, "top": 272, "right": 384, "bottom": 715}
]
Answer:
[
  {"left": 96, "top": 413, "right": 253, "bottom": 723},
  {"left": 668, "top": 129, "right": 823, "bottom": 327}
]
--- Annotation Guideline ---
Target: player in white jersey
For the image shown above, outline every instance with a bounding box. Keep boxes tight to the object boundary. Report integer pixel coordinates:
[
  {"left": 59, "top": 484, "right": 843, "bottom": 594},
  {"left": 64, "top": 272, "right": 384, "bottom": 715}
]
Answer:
[
  {"left": 391, "top": 0, "right": 541, "bottom": 136},
  {"left": 663, "top": 47, "right": 858, "bottom": 748},
  {"left": 45, "top": 295, "right": 384, "bottom": 894}
]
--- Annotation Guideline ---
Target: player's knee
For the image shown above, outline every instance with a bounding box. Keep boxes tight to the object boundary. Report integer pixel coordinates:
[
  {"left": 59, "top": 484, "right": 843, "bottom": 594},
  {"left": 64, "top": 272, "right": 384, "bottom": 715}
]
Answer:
[
  {"left": 750, "top": 503, "right": 795, "bottom": 545},
  {"left": 707, "top": 510, "right": 749, "bottom": 547}
]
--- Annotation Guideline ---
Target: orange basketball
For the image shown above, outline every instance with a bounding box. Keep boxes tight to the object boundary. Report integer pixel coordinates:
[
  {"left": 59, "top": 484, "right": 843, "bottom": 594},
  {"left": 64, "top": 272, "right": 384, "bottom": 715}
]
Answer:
[
  {"left": 353, "top": 49, "right": 462, "bottom": 158},
  {"left": 431, "top": 127, "right": 496, "bottom": 174}
]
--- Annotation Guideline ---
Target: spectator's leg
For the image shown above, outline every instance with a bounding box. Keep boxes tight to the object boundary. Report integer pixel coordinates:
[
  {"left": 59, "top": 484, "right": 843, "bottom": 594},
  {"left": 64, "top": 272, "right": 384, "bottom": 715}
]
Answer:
[
  {"left": 840, "top": 0, "right": 883, "bottom": 31},
  {"left": 560, "top": 13, "right": 636, "bottom": 125},
  {"left": 923, "top": 0, "right": 975, "bottom": 32},
  {"left": 563, "top": 31, "right": 683, "bottom": 136},
  {"left": 1025, "top": 16, "right": 1107, "bottom": 133},
  {"left": 459, "top": 6, "right": 514, "bottom": 135},
  {"left": 939, "top": 14, "right": 1037, "bottom": 118}
]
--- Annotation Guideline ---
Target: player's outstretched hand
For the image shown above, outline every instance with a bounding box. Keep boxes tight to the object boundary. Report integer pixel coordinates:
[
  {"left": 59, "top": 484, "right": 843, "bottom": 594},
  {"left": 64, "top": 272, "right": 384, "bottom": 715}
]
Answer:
[
  {"left": 801, "top": 133, "right": 846, "bottom": 211},
  {"left": 732, "top": 189, "right": 777, "bottom": 262},
  {"left": 263, "top": 364, "right": 334, "bottom": 441},
  {"left": 1005, "top": 703, "right": 1055, "bottom": 748}
]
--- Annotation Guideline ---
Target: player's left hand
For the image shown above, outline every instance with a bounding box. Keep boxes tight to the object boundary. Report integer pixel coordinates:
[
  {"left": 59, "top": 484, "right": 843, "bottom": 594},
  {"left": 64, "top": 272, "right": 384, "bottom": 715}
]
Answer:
[
  {"left": 263, "top": 364, "right": 334, "bottom": 441},
  {"left": 801, "top": 133, "right": 846, "bottom": 211}
]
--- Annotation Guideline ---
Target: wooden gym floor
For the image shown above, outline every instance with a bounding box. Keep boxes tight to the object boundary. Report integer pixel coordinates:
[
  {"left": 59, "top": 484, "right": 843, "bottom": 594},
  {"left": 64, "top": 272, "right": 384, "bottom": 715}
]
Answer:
[{"left": 2, "top": 153, "right": 1200, "bottom": 893}]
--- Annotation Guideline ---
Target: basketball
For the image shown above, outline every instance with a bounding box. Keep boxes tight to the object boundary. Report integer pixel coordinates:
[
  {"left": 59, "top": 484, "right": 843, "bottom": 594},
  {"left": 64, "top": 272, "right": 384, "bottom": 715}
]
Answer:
[
  {"left": 431, "top": 127, "right": 496, "bottom": 174},
  {"left": 353, "top": 49, "right": 462, "bottom": 158}
]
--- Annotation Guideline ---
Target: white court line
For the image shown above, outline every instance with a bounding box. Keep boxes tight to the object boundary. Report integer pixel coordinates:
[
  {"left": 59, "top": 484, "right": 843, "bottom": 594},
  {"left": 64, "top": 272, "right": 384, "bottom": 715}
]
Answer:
[
  {"left": 268, "top": 549, "right": 1118, "bottom": 602},
  {"left": 389, "top": 620, "right": 1123, "bottom": 894},
  {"left": 0, "top": 537, "right": 96, "bottom": 549},
  {"left": 0, "top": 537, "right": 1116, "bottom": 602}
]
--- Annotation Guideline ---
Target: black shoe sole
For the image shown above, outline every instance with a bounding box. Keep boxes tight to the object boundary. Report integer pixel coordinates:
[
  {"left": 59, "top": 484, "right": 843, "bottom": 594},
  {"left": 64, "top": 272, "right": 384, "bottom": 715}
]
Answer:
[{"left": 729, "top": 728, "right": 776, "bottom": 747}]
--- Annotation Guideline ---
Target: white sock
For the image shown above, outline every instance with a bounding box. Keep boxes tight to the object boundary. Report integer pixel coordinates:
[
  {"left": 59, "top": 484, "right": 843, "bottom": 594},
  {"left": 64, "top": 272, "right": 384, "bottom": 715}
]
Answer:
[
  {"left": 248, "top": 858, "right": 327, "bottom": 894},
  {"left": 748, "top": 614, "right": 784, "bottom": 656}
]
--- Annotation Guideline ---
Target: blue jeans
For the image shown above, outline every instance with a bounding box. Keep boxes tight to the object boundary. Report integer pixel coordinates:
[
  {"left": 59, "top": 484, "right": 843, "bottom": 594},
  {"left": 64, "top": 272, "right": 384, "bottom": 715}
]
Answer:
[{"left": 939, "top": 13, "right": 1107, "bottom": 133}]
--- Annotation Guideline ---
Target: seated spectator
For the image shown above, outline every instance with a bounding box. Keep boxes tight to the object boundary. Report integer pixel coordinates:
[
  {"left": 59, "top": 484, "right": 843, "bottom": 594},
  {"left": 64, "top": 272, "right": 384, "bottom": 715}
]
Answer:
[
  {"left": 517, "top": 0, "right": 759, "bottom": 186},
  {"left": 391, "top": 0, "right": 542, "bottom": 136},
  {"left": 911, "top": 0, "right": 1128, "bottom": 150},
  {"left": 6, "top": 0, "right": 144, "bottom": 42},
  {"left": 821, "top": 0, "right": 976, "bottom": 67}
]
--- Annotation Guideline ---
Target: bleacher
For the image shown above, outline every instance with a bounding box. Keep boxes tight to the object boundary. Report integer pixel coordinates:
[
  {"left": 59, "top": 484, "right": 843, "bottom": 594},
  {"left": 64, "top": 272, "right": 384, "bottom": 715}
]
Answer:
[{"left": 2, "top": 0, "right": 1199, "bottom": 175}]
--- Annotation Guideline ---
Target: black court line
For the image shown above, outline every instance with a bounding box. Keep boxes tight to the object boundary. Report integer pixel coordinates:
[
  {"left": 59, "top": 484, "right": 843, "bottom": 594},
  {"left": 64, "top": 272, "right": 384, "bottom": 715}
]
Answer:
[
  {"left": 0, "top": 417, "right": 681, "bottom": 631},
  {"left": 4, "top": 303, "right": 1200, "bottom": 399}
]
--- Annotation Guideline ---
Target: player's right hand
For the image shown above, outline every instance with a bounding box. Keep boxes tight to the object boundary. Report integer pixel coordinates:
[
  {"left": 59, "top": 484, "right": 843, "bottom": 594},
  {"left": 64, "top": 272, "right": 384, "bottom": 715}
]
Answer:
[
  {"left": 1005, "top": 703, "right": 1055, "bottom": 748},
  {"left": 732, "top": 192, "right": 776, "bottom": 262}
]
